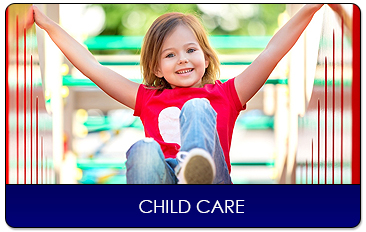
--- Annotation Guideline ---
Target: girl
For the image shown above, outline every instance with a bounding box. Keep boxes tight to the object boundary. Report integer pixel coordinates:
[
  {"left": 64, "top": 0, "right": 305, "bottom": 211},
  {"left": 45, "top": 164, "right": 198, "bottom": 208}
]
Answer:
[{"left": 33, "top": 4, "right": 323, "bottom": 184}]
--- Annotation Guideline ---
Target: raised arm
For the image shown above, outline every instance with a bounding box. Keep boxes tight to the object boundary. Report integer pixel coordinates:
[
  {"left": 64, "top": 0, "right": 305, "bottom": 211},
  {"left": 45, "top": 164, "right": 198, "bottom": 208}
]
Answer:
[
  {"left": 234, "top": 4, "right": 323, "bottom": 106},
  {"left": 33, "top": 5, "right": 139, "bottom": 109}
]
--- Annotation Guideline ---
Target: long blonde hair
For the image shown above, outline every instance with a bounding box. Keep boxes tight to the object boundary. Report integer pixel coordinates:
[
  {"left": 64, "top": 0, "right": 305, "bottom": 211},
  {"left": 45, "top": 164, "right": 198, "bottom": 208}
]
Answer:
[{"left": 140, "top": 12, "right": 220, "bottom": 90}]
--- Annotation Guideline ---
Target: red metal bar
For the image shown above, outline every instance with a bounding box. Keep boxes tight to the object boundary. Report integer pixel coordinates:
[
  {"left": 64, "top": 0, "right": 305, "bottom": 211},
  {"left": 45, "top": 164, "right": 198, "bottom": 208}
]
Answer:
[
  {"left": 41, "top": 137, "right": 43, "bottom": 184},
  {"left": 6, "top": 7, "right": 9, "bottom": 185},
  {"left": 16, "top": 15, "right": 19, "bottom": 184},
  {"left": 317, "top": 99, "right": 320, "bottom": 184},
  {"left": 351, "top": 4, "right": 360, "bottom": 185},
  {"left": 31, "top": 55, "right": 33, "bottom": 184},
  {"left": 312, "top": 139, "right": 314, "bottom": 184},
  {"left": 324, "top": 56, "right": 327, "bottom": 185},
  {"left": 332, "top": 30, "right": 335, "bottom": 185},
  {"left": 341, "top": 17, "right": 344, "bottom": 184},
  {"left": 36, "top": 97, "right": 39, "bottom": 184},
  {"left": 24, "top": 28, "right": 27, "bottom": 184}
]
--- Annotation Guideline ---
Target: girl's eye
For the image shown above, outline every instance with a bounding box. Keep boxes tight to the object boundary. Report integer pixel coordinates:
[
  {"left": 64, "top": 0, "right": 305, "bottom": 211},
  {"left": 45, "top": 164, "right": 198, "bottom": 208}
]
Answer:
[
  {"left": 187, "top": 48, "right": 196, "bottom": 53},
  {"left": 165, "top": 53, "right": 174, "bottom": 58}
]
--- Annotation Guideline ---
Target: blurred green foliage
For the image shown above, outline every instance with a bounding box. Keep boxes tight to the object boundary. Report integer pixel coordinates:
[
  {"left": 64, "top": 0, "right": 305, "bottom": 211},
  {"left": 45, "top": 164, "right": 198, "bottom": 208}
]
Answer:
[{"left": 91, "top": 4, "right": 286, "bottom": 36}]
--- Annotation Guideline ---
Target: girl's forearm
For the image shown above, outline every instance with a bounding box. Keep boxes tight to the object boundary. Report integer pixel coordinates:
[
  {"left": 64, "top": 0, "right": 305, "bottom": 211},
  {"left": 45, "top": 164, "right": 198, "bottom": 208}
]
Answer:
[{"left": 265, "top": 4, "right": 323, "bottom": 61}]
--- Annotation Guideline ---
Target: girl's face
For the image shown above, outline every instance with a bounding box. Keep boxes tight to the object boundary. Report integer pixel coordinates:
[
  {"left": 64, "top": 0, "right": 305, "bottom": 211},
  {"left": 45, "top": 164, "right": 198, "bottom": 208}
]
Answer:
[{"left": 155, "top": 24, "right": 209, "bottom": 88}]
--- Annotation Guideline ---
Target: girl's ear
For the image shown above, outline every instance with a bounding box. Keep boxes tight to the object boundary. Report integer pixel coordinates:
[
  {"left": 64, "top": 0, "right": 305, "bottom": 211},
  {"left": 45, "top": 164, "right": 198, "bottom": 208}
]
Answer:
[
  {"left": 155, "top": 69, "right": 163, "bottom": 78},
  {"left": 205, "top": 58, "right": 209, "bottom": 68}
]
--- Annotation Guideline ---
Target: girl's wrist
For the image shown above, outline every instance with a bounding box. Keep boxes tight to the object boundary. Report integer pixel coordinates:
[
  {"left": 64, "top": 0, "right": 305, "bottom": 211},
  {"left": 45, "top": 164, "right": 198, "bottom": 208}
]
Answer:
[{"left": 43, "top": 19, "right": 57, "bottom": 34}]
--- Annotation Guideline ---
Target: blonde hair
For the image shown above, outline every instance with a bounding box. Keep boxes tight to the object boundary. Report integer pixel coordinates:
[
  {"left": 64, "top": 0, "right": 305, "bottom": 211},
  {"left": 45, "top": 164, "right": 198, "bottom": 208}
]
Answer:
[{"left": 140, "top": 12, "right": 220, "bottom": 90}]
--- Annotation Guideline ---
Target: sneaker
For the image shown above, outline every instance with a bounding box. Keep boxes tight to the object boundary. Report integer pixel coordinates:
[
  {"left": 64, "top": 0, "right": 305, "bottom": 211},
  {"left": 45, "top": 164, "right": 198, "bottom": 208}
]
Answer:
[{"left": 176, "top": 148, "right": 216, "bottom": 184}]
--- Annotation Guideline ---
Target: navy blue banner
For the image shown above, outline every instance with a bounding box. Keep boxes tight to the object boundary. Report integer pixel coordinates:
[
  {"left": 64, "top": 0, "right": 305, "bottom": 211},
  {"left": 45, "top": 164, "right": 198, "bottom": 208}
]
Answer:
[{"left": 6, "top": 184, "right": 360, "bottom": 228}]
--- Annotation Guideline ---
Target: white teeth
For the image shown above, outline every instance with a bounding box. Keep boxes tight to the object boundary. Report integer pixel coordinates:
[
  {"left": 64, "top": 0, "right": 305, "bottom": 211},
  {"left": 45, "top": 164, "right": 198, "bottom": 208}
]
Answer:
[{"left": 177, "top": 69, "right": 193, "bottom": 74}]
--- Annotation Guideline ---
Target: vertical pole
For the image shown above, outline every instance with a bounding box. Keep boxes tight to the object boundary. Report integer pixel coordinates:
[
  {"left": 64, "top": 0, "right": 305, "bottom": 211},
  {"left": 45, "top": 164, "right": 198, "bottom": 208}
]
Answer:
[{"left": 351, "top": 5, "right": 360, "bottom": 184}]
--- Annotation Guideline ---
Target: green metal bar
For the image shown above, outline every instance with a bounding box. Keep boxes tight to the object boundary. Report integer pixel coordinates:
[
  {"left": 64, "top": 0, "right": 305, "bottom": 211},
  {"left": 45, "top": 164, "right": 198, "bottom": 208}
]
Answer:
[
  {"left": 63, "top": 75, "right": 287, "bottom": 87},
  {"left": 76, "top": 159, "right": 275, "bottom": 169},
  {"left": 77, "top": 159, "right": 126, "bottom": 169},
  {"left": 98, "top": 60, "right": 253, "bottom": 66},
  {"left": 84, "top": 35, "right": 143, "bottom": 50},
  {"left": 84, "top": 35, "right": 272, "bottom": 50},
  {"left": 231, "top": 161, "right": 275, "bottom": 167},
  {"left": 77, "top": 159, "right": 351, "bottom": 169},
  {"left": 313, "top": 78, "right": 352, "bottom": 87},
  {"left": 211, "top": 35, "right": 271, "bottom": 49}
]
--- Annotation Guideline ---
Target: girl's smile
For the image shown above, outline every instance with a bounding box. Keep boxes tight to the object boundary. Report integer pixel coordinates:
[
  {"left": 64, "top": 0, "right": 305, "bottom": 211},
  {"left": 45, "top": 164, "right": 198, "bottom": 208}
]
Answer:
[
  {"left": 176, "top": 68, "right": 194, "bottom": 75},
  {"left": 155, "top": 24, "right": 209, "bottom": 88}
]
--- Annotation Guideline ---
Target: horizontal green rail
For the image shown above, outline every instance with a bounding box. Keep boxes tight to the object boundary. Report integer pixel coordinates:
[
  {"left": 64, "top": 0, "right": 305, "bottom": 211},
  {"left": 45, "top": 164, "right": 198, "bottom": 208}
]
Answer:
[
  {"left": 76, "top": 159, "right": 274, "bottom": 169},
  {"left": 82, "top": 115, "right": 273, "bottom": 132},
  {"left": 77, "top": 159, "right": 126, "bottom": 169},
  {"left": 232, "top": 161, "right": 274, "bottom": 167},
  {"left": 313, "top": 78, "right": 352, "bottom": 87},
  {"left": 84, "top": 35, "right": 272, "bottom": 50},
  {"left": 98, "top": 60, "right": 253, "bottom": 66},
  {"left": 62, "top": 75, "right": 288, "bottom": 87}
]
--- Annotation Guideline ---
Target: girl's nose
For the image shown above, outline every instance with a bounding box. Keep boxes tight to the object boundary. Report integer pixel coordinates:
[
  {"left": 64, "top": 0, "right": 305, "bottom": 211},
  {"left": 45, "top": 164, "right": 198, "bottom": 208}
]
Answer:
[{"left": 178, "top": 57, "right": 189, "bottom": 64}]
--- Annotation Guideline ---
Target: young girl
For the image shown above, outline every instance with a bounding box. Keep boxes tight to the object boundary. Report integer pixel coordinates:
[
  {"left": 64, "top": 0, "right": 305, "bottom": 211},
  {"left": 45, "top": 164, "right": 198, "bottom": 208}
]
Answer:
[{"left": 33, "top": 4, "right": 323, "bottom": 184}]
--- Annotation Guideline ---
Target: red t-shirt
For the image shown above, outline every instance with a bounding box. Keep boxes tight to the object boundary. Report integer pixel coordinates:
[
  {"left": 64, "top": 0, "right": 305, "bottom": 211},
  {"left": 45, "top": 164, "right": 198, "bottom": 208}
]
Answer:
[{"left": 133, "top": 78, "right": 245, "bottom": 173}]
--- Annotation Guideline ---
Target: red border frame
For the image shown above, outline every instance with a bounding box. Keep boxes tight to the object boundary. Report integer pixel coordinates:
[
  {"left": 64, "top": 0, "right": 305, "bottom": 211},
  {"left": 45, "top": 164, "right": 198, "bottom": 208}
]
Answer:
[{"left": 351, "top": 4, "right": 361, "bottom": 184}]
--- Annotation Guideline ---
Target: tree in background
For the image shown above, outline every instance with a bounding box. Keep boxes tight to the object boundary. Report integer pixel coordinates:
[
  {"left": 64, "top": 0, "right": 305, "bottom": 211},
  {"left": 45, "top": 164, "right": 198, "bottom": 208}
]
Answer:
[{"left": 92, "top": 4, "right": 286, "bottom": 36}]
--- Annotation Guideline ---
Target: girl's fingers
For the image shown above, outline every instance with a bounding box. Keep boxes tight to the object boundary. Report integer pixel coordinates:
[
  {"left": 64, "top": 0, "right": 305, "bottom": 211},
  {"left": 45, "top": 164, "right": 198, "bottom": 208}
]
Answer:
[
  {"left": 25, "top": 5, "right": 35, "bottom": 29},
  {"left": 32, "top": 5, "right": 47, "bottom": 29}
]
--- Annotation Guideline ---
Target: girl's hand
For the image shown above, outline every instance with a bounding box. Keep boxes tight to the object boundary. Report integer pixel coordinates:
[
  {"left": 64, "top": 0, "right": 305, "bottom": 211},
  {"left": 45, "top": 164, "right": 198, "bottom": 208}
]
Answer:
[
  {"left": 32, "top": 5, "right": 52, "bottom": 31},
  {"left": 24, "top": 5, "right": 35, "bottom": 30}
]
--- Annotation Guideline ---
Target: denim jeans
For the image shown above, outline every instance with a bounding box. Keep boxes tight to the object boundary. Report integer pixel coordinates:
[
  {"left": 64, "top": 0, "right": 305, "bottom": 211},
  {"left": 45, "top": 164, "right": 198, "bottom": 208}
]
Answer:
[{"left": 125, "top": 98, "right": 232, "bottom": 184}]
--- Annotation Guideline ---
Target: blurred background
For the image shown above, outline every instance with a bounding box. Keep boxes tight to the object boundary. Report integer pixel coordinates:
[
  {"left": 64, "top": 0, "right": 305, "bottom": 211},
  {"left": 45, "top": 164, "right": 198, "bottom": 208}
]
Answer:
[{"left": 7, "top": 4, "right": 356, "bottom": 185}]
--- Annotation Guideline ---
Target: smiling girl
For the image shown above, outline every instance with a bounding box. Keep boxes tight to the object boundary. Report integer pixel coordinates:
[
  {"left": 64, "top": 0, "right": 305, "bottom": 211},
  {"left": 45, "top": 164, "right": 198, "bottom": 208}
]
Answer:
[{"left": 33, "top": 4, "right": 323, "bottom": 184}]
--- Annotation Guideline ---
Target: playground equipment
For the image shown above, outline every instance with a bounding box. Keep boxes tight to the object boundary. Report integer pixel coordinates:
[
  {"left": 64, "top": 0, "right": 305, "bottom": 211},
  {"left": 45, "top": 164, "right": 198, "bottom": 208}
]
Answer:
[
  {"left": 6, "top": 4, "right": 54, "bottom": 184},
  {"left": 295, "top": 4, "right": 360, "bottom": 184},
  {"left": 5, "top": 4, "right": 360, "bottom": 185}
]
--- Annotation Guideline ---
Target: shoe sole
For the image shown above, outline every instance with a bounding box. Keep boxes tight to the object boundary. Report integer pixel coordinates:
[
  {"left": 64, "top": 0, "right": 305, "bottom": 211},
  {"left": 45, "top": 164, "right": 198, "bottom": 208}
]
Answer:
[{"left": 181, "top": 149, "right": 215, "bottom": 184}]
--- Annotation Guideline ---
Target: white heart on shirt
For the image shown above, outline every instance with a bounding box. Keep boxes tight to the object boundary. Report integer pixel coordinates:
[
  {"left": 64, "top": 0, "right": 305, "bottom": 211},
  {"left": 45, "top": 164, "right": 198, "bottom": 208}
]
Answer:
[{"left": 158, "top": 107, "right": 181, "bottom": 145}]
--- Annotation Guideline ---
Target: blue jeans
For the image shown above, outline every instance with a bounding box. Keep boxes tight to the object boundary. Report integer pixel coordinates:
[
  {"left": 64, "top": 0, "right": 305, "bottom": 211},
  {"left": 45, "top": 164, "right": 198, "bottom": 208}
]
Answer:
[{"left": 125, "top": 98, "right": 231, "bottom": 184}]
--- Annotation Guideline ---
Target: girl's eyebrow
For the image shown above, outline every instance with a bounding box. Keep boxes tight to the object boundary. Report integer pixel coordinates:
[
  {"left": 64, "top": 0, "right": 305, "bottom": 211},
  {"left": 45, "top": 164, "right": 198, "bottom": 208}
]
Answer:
[{"left": 161, "top": 42, "right": 199, "bottom": 54}]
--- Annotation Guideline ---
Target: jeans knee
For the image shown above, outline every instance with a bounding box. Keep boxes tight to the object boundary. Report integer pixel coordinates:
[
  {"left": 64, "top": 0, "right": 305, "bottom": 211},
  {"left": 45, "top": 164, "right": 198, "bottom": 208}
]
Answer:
[
  {"left": 126, "top": 138, "right": 175, "bottom": 184},
  {"left": 183, "top": 98, "right": 210, "bottom": 108},
  {"left": 126, "top": 138, "right": 162, "bottom": 163},
  {"left": 182, "top": 98, "right": 214, "bottom": 113},
  {"left": 181, "top": 98, "right": 216, "bottom": 120}
]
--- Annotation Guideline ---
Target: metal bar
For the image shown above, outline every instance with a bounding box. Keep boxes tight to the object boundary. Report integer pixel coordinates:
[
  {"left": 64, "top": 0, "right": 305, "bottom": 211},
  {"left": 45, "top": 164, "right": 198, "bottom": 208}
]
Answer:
[
  {"left": 6, "top": 8, "right": 9, "bottom": 184},
  {"left": 318, "top": 99, "right": 320, "bottom": 184},
  {"left": 24, "top": 28, "right": 27, "bottom": 184},
  {"left": 341, "top": 16, "right": 344, "bottom": 184},
  {"left": 84, "top": 35, "right": 272, "bottom": 50},
  {"left": 16, "top": 15, "right": 19, "bottom": 184},
  {"left": 312, "top": 140, "right": 314, "bottom": 184},
  {"left": 332, "top": 30, "right": 335, "bottom": 184},
  {"left": 97, "top": 61, "right": 254, "bottom": 66},
  {"left": 76, "top": 160, "right": 275, "bottom": 169},
  {"left": 324, "top": 56, "right": 327, "bottom": 185},
  {"left": 62, "top": 75, "right": 288, "bottom": 87},
  {"left": 351, "top": 5, "right": 361, "bottom": 184},
  {"left": 31, "top": 55, "right": 33, "bottom": 184},
  {"left": 36, "top": 97, "right": 38, "bottom": 184}
]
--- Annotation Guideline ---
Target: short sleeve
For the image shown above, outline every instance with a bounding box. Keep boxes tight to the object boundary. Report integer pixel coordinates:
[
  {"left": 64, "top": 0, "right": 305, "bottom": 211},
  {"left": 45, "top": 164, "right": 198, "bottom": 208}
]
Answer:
[
  {"left": 133, "top": 84, "right": 145, "bottom": 117},
  {"left": 221, "top": 78, "right": 246, "bottom": 112}
]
